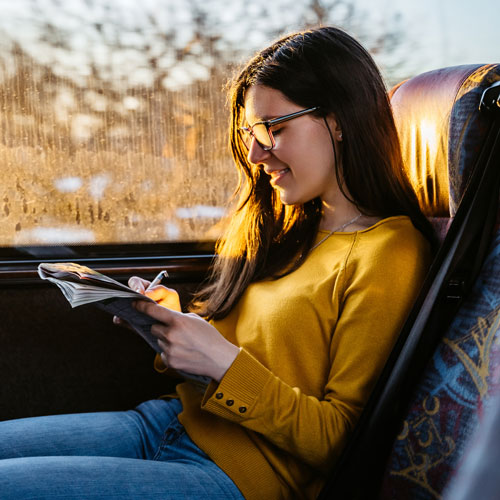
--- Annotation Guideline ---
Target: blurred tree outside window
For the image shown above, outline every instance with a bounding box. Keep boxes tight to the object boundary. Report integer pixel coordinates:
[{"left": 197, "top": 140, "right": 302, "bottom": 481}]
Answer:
[{"left": 0, "top": 0, "right": 412, "bottom": 246}]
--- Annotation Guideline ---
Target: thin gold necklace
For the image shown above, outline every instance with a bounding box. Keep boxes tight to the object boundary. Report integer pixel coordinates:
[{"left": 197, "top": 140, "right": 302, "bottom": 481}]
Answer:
[{"left": 311, "top": 212, "right": 362, "bottom": 251}]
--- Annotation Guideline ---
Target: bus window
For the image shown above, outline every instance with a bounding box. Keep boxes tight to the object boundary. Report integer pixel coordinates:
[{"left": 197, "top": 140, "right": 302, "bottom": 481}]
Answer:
[{"left": 0, "top": 0, "right": 495, "bottom": 251}]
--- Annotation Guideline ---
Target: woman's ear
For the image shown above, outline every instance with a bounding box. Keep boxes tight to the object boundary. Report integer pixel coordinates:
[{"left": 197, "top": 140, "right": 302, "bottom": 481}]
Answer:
[{"left": 326, "top": 114, "right": 342, "bottom": 142}]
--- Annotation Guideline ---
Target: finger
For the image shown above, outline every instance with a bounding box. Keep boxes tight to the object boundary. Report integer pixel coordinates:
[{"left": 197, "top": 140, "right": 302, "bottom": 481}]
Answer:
[
  {"left": 144, "top": 285, "right": 173, "bottom": 301},
  {"left": 128, "top": 276, "right": 150, "bottom": 293},
  {"left": 134, "top": 299, "right": 179, "bottom": 323},
  {"left": 157, "top": 339, "right": 169, "bottom": 369},
  {"left": 145, "top": 287, "right": 182, "bottom": 312},
  {"left": 113, "top": 315, "right": 133, "bottom": 331},
  {"left": 157, "top": 338, "right": 168, "bottom": 350},
  {"left": 151, "top": 323, "right": 168, "bottom": 338},
  {"left": 160, "top": 352, "right": 169, "bottom": 368}
]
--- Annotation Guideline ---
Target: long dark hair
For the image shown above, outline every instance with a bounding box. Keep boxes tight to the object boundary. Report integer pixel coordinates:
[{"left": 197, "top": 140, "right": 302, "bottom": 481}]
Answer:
[{"left": 191, "top": 26, "right": 435, "bottom": 320}]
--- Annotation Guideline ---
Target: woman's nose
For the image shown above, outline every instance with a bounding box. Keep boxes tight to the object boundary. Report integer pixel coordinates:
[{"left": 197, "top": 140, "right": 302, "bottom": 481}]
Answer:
[{"left": 247, "top": 137, "right": 272, "bottom": 164}]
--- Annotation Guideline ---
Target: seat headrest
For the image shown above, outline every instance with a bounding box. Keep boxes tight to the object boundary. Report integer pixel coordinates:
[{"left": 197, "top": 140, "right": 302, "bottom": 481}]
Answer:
[{"left": 390, "top": 64, "right": 500, "bottom": 217}]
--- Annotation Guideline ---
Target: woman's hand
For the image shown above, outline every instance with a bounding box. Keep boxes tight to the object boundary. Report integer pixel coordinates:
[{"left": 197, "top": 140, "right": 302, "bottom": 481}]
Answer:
[
  {"left": 113, "top": 275, "right": 182, "bottom": 328},
  {"left": 129, "top": 276, "right": 182, "bottom": 311},
  {"left": 134, "top": 300, "right": 240, "bottom": 382}
]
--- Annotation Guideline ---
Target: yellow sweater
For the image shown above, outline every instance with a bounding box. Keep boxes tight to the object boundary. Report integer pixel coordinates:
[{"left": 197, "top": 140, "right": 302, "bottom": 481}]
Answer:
[{"left": 170, "top": 216, "right": 430, "bottom": 499}]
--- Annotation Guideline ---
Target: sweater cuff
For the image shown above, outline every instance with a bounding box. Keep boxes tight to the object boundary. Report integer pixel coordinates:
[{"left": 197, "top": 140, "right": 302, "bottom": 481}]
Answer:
[{"left": 201, "top": 348, "right": 273, "bottom": 421}]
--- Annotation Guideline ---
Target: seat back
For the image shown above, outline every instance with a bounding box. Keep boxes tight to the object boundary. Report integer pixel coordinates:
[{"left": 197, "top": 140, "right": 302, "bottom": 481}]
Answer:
[
  {"left": 381, "top": 64, "right": 500, "bottom": 498},
  {"left": 393, "top": 65, "right": 499, "bottom": 217},
  {"left": 318, "top": 63, "right": 500, "bottom": 499}
]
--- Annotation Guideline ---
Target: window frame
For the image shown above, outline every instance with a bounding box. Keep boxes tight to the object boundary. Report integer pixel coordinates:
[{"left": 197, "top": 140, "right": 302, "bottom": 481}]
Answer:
[{"left": 0, "top": 241, "right": 216, "bottom": 286}]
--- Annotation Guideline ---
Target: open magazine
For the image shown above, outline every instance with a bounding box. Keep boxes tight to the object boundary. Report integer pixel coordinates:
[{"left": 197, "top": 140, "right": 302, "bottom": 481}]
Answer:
[{"left": 38, "top": 262, "right": 210, "bottom": 386}]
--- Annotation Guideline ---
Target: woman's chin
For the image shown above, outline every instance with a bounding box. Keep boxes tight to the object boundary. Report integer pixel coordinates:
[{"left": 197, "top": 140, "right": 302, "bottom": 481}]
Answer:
[
  {"left": 277, "top": 193, "right": 294, "bottom": 205},
  {"left": 277, "top": 190, "right": 308, "bottom": 206}
]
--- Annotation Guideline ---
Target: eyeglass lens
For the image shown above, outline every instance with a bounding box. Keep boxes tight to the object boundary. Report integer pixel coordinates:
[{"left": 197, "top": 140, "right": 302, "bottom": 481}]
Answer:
[
  {"left": 241, "top": 123, "right": 272, "bottom": 150},
  {"left": 240, "top": 106, "right": 319, "bottom": 151}
]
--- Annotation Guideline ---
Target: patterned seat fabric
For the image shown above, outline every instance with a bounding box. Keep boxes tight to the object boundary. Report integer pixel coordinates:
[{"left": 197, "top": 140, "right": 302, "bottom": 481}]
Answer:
[{"left": 381, "top": 64, "right": 500, "bottom": 499}]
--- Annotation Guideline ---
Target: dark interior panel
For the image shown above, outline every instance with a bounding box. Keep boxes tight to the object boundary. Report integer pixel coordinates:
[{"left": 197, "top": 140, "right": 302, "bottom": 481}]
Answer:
[{"left": 0, "top": 280, "right": 202, "bottom": 421}]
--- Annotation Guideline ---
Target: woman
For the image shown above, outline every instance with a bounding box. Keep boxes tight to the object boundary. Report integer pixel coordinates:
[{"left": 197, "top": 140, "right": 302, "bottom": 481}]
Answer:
[{"left": 0, "top": 27, "right": 433, "bottom": 499}]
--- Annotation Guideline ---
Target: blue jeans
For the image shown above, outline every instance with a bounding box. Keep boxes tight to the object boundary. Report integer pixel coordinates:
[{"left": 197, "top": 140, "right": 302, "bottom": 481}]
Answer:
[{"left": 0, "top": 398, "right": 244, "bottom": 499}]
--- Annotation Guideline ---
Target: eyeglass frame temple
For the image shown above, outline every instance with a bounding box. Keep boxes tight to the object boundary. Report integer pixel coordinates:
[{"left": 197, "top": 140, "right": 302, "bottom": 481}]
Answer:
[{"left": 240, "top": 106, "right": 320, "bottom": 151}]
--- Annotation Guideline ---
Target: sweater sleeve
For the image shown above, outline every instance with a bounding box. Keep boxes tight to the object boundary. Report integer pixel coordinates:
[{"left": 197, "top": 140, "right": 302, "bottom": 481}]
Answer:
[{"left": 201, "top": 231, "right": 430, "bottom": 471}]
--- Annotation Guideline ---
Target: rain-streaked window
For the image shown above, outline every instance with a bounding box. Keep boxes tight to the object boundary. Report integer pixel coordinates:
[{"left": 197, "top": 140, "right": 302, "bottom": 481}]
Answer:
[{"left": 0, "top": 0, "right": 414, "bottom": 246}]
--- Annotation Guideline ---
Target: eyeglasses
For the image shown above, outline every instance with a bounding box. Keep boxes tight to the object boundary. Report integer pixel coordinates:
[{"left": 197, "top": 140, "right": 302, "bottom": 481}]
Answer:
[{"left": 239, "top": 106, "right": 320, "bottom": 151}]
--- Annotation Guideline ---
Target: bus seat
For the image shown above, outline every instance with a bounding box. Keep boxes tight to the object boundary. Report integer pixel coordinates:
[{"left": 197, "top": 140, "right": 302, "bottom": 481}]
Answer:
[
  {"left": 381, "top": 64, "right": 500, "bottom": 498},
  {"left": 318, "top": 63, "right": 500, "bottom": 499}
]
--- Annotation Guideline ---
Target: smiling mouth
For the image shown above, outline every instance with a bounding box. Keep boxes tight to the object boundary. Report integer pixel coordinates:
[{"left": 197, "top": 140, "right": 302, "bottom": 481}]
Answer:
[{"left": 268, "top": 168, "right": 290, "bottom": 185}]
